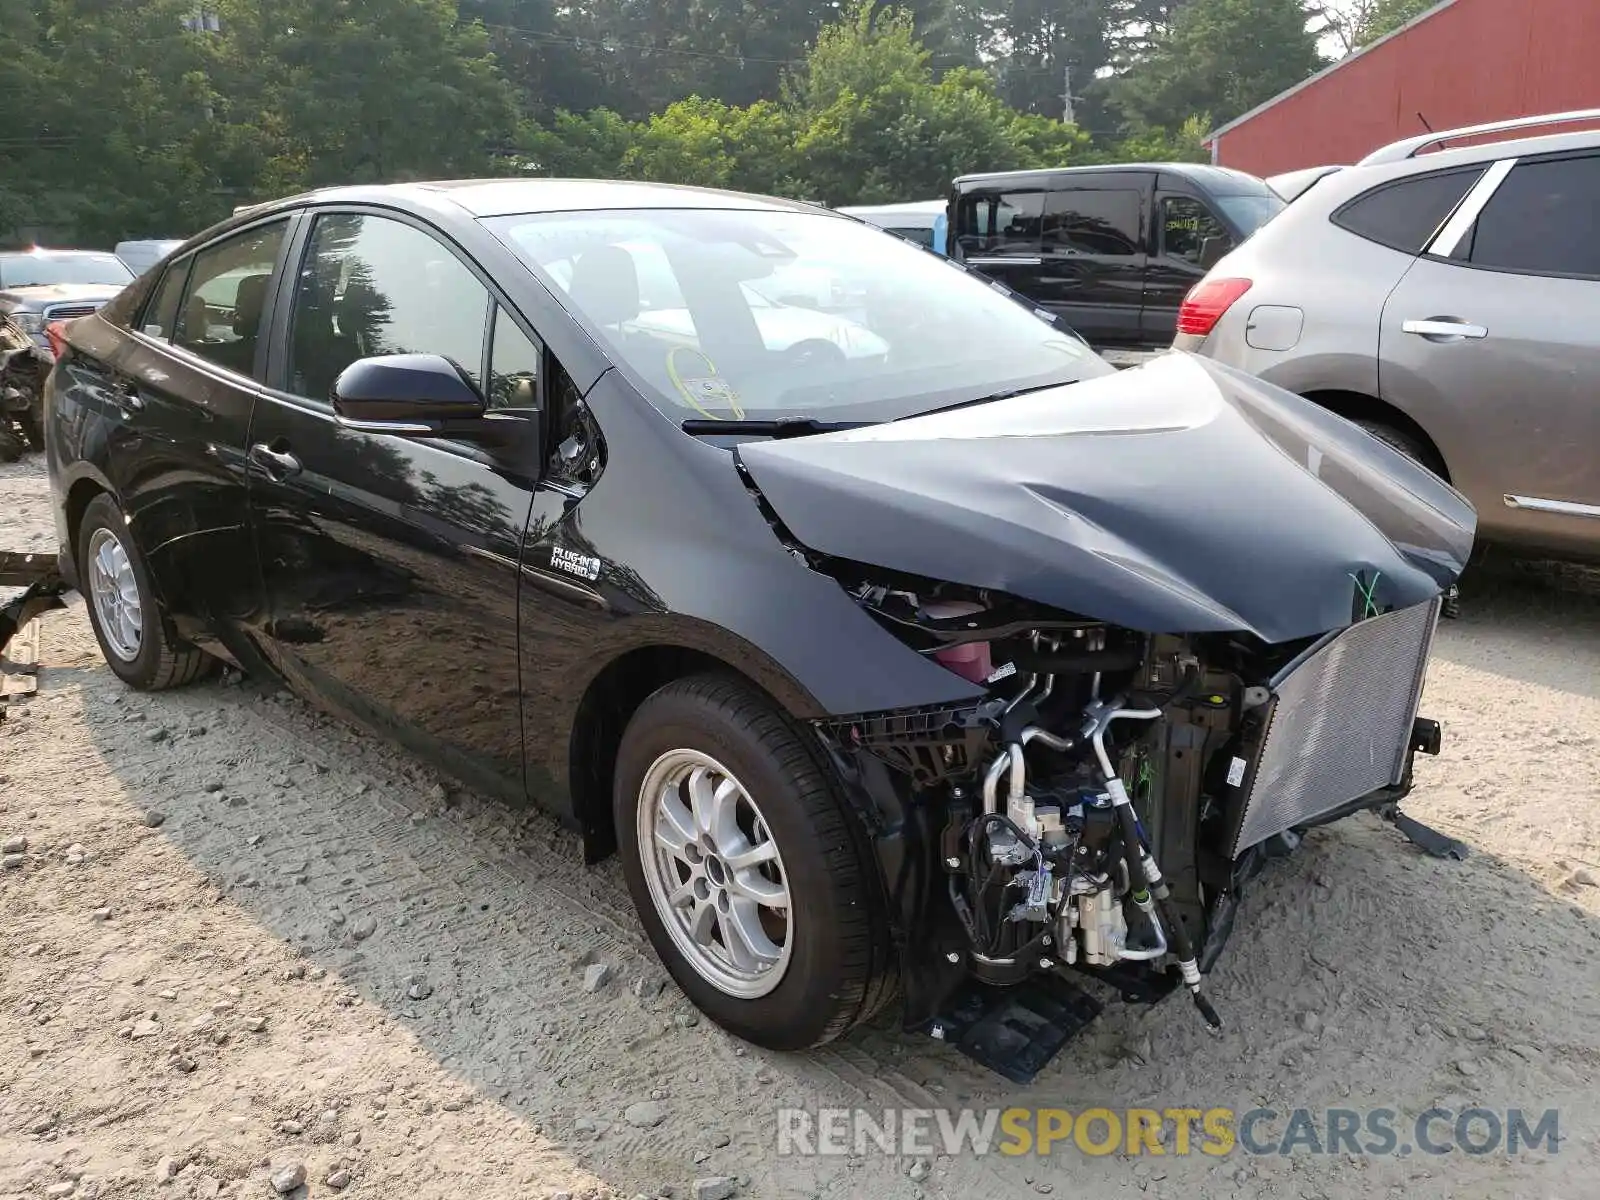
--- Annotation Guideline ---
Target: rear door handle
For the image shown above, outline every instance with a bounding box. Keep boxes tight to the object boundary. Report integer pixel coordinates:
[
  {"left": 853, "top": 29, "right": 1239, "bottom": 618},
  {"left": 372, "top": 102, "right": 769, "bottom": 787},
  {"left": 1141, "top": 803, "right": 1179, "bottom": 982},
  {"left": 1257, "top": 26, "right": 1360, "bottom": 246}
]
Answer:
[
  {"left": 248, "top": 441, "right": 302, "bottom": 480},
  {"left": 1403, "top": 318, "right": 1488, "bottom": 341}
]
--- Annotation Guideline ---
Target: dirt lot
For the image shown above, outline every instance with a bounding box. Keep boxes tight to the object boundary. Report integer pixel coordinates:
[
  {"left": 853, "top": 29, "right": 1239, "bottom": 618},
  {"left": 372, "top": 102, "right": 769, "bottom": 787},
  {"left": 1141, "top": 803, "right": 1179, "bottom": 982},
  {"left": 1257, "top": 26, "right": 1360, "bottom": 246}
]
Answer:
[{"left": 4, "top": 452, "right": 1599, "bottom": 1200}]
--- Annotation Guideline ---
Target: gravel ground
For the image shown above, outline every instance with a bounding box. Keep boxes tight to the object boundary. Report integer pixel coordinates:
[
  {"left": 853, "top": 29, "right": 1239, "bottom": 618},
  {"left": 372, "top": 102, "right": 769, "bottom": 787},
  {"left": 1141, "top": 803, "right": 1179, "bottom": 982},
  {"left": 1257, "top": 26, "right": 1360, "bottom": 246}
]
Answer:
[{"left": 3, "top": 451, "right": 1599, "bottom": 1200}]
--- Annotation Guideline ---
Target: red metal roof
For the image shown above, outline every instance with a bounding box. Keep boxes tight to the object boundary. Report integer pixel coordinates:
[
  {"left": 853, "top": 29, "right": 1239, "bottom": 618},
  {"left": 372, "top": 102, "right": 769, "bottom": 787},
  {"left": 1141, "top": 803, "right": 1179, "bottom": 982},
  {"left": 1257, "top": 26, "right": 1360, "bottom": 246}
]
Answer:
[{"left": 1206, "top": 0, "right": 1600, "bottom": 176}]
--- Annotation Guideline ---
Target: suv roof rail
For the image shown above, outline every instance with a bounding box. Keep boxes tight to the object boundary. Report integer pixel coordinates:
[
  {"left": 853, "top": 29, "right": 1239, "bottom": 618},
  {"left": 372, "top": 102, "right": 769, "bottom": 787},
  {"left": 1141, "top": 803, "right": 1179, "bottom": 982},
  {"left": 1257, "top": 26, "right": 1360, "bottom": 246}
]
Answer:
[{"left": 1359, "top": 107, "right": 1600, "bottom": 165}]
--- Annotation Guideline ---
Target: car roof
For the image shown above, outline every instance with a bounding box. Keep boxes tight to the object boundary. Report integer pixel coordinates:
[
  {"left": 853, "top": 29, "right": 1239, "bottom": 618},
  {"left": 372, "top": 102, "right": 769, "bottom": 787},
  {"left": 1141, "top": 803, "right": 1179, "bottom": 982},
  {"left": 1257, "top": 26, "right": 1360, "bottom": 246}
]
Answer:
[
  {"left": 0, "top": 248, "right": 121, "bottom": 258},
  {"left": 952, "top": 162, "right": 1270, "bottom": 193},
  {"left": 1350, "top": 125, "right": 1600, "bottom": 178},
  {"left": 233, "top": 178, "right": 836, "bottom": 222}
]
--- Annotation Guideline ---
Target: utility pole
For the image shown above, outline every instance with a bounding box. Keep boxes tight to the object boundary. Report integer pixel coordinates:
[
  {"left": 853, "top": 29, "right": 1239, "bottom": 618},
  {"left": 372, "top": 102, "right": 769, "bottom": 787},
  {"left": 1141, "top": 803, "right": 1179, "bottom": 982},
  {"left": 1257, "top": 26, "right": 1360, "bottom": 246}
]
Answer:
[{"left": 1062, "top": 64, "right": 1075, "bottom": 125}]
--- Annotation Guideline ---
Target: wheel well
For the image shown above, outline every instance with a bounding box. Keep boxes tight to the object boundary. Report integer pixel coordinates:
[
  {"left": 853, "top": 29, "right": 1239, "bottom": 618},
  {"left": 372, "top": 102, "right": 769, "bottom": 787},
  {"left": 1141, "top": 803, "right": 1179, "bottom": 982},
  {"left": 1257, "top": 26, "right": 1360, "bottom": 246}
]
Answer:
[
  {"left": 64, "top": 478, "right": 109, "bottom": 562},
  {"left": 569, "top": 646, "right": 780, "bottom": 861},
  {"left": 1300, "top": 389, "right": 1452, "bottom": 481}
]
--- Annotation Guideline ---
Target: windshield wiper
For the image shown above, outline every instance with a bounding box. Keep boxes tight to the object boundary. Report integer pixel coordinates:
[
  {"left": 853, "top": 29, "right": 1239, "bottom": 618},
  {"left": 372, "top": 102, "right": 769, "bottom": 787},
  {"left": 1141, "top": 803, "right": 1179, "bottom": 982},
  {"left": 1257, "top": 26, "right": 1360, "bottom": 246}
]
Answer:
[
  {"left": 899, "top": 379, "right": 1076, "bottom": 422},
  {"left": 681, "top": 417, "right": 870, "bottom": 439}
]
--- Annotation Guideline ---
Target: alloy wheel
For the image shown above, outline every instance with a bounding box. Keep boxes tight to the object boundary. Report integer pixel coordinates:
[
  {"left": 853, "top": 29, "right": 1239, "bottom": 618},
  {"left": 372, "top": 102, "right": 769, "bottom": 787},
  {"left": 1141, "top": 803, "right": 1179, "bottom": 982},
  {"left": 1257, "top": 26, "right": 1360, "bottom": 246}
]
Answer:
[
  {"left": 86, "top": 527, "right": 142, "bottom": 662},
  {"left": 636, "top": 748, "right": 794, "bottom": 999}
]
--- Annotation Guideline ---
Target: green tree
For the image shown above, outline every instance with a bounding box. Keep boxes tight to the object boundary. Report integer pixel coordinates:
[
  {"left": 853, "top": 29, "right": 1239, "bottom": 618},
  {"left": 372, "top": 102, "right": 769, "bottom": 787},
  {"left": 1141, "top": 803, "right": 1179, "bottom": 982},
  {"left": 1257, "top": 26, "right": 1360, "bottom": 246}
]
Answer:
[
  {"left": 1107, "top": 0, "right": 1320, "bottom": 135},
  {"left": 516, "top": 108, "right": 644, "bottom": 178},
  {"left": 212, "top": 0, "right": 518, "bottom": 195},
  {"left": 621, "top": 97, "right": 803, "bottom": 195},
  {"left": 789, "top": 4, "right": 1089, "bottom": 203},
  {"left": 21, "top": 0, "right": 232, "bottom": 243},
  {"left": 1355, "top": 0, "right": 1435, "bottom": 42}
]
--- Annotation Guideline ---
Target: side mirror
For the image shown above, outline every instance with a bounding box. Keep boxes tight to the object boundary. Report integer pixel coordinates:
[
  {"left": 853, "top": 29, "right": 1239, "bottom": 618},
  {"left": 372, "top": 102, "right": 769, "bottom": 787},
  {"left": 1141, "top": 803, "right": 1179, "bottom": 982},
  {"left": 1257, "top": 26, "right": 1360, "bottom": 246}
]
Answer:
[
  {"left": 332, "top": 354, "right": 486, "bottom": 435},
  {"left": 1198, "top": 236, "right": 1231, "bottom": 271}
]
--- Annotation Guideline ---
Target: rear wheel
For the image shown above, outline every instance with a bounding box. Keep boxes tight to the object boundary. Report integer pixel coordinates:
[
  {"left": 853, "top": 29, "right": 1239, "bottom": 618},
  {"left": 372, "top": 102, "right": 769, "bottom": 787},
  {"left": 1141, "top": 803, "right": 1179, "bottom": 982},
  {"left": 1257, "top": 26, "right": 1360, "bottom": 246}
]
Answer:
[
  {"left": 77, "top": 493, "right": 214, "bottom": 690},
  {"left": 614, "top": 674, "right": 895, "bottom": 1049},
  {"left": 1353, "top": 420, "right": 1462, "bottom": 618},
  {"left": 1354, "top": 419, "right": 1438, "bottom": 474}
]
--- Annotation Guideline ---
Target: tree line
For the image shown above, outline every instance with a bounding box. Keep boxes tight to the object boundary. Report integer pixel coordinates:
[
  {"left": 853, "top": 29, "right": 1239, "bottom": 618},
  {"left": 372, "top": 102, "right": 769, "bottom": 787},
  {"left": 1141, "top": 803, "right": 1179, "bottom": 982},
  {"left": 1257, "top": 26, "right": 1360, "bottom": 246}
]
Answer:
[{"left": 0, "top": 0, "right": 1411, "bottom": 247}]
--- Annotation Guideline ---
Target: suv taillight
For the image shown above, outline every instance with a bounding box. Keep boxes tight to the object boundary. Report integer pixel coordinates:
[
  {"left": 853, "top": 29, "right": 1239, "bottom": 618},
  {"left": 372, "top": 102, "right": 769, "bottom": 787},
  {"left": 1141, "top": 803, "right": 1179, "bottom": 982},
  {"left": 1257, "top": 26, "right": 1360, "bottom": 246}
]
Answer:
[
  {"left": 44, "top": 320, "right": 69, "bottom": 361},
  {"left": 1176, "top": 278, "right": 1252, "bottom": 337}
]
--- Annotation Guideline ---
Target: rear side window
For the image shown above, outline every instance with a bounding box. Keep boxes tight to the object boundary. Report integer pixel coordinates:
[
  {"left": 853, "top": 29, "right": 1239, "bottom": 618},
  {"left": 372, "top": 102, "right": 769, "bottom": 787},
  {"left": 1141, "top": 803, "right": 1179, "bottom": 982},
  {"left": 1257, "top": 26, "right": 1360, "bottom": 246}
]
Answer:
[
  {"left": 1459, "top": 154, "right": 1600, "bottom": 278},
  {"left": 956, "top": 190, "right": 1044, "bottom": 257},
  {"left": 1044, "top": 190, "right": 1141, "bottom": 256},
  {"left": 1332, "top": 168, "right": 1484, "bottom": 253},
  {"left": 172, "top": 220, "right": 290, "bottom": 378},
  {"left": 141, "top": 258, "right": 190, "bottom": 341}
]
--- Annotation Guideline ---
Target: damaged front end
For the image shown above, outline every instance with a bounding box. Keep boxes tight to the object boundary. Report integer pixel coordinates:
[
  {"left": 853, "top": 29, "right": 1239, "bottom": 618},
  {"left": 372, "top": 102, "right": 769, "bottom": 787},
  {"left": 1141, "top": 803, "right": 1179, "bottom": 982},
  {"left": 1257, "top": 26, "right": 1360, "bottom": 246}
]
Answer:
[
  {"left": 735, "top": 354, "right": 1475, "bottom": 1079},
  {"left": 811, "top": 570, "right": 1447, "bottom": 1072}
]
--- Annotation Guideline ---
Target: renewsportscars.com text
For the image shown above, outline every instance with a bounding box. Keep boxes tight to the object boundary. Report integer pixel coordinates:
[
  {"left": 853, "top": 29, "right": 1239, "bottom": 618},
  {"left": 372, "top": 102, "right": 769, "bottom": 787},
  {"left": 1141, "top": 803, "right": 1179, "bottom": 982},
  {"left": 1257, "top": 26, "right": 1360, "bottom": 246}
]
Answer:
[{"left": 776, "top": 1106, "right": 1561, "bottom": 1159}]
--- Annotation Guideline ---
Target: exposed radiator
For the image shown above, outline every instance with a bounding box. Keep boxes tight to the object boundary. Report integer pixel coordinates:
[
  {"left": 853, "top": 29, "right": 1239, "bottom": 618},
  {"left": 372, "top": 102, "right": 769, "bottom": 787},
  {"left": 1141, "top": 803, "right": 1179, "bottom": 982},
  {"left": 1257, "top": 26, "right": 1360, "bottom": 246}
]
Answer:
[{"left": 1230, "top": 597, "right": 1440, "bottom": 856}]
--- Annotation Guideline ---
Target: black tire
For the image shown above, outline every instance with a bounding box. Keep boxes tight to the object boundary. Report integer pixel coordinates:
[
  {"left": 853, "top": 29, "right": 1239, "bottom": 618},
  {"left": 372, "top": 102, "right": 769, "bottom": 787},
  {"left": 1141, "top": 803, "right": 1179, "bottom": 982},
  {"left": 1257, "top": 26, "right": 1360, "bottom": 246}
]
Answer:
[
  {"left": 614, "top": 673, "right": 895, "bottom": 1050},
  {"left": 76, "top": 493, "right": 214, "bottom": 691},
  {"left": 1354, "top": 421, "right": 1466, "bottom": 617},
  {"left": 1355, "top": 419, "right": 1440, "bottom": 475}
]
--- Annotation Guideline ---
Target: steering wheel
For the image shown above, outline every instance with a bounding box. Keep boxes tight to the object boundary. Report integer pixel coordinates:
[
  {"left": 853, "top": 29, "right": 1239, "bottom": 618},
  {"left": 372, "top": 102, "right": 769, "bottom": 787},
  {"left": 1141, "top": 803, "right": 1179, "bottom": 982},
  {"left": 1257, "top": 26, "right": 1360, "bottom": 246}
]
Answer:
[{"left": 782, "top": 339, "right": 847, "bottom": 370}]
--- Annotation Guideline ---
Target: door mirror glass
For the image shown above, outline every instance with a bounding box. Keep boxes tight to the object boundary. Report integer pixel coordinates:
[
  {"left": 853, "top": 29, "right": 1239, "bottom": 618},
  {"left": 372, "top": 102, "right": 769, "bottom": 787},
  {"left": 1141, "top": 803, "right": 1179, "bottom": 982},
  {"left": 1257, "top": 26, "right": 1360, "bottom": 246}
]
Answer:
[{"left": 332, "top": 353, "right": 486, "bottom": 432}]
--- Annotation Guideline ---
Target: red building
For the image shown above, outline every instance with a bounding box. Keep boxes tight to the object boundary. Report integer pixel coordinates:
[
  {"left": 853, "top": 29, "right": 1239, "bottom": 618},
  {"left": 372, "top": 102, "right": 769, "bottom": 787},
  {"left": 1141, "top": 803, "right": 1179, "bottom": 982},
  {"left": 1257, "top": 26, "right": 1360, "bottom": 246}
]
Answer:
[{"left": 1205, "top": 0, "right": 1600, "bottom": 176}]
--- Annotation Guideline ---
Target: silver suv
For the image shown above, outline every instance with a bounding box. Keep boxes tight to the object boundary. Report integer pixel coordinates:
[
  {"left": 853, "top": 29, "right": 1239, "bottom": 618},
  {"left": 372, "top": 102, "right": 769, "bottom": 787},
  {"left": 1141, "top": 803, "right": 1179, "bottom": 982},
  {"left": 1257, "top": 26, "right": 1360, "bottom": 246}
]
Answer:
[{"left": 1175, "top": 109, "right": 1600, "bottom": 564}]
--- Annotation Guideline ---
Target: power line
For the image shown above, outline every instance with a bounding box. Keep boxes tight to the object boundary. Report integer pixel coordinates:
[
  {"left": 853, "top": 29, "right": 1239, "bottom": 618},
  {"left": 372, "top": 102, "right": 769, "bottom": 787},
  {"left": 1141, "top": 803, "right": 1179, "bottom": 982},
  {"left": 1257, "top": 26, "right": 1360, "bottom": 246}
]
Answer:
[{"left": 480, "top": 20, "right": 1069, "bottom": 75}]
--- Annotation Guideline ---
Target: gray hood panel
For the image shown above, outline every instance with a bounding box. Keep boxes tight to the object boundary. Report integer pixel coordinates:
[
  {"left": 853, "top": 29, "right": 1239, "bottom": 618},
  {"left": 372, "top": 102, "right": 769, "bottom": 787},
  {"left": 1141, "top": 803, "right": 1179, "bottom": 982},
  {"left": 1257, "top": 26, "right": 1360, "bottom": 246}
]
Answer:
[{"left": 737, "top": 354, "right": 1477, "bottom": 644}]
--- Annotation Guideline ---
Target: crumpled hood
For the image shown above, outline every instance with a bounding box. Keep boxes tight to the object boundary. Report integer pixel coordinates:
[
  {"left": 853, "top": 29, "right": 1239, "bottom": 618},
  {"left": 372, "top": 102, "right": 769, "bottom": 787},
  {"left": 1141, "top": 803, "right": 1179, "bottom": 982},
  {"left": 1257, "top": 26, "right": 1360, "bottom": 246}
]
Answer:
[{"left": 736, "top": 353, "right": 1477, "bottom": 644}]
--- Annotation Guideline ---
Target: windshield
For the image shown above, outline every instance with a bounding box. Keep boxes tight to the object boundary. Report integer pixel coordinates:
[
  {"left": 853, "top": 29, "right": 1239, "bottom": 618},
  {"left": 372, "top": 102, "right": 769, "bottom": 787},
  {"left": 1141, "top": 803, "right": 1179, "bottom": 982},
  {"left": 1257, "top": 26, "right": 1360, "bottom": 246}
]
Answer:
[
  {"left": 0, "top": 252, "right": 134, "bottom": 289},
  {"left": 1214, "top": 193, "right": 1286, "bottom": 235},
  {"left": 486, "top": 208, "right": 1112, "bottom": 424}
]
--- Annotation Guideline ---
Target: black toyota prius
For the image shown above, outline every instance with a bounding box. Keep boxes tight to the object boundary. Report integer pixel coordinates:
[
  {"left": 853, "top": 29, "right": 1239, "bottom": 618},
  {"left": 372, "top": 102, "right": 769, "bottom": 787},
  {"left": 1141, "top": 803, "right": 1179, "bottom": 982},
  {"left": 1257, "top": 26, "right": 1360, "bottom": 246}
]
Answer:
[{"left": 45, "top": 179, "right": 1475, "bottom": 1072}]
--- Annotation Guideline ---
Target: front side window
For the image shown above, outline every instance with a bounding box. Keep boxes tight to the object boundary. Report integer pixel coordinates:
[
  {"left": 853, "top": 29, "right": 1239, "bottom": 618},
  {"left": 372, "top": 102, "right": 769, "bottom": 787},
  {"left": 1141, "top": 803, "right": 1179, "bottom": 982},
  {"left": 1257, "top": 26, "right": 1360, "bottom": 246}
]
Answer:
[
  {"left": 488, "top": 207, "right": 1112, "bottom": 427},
  {"left": 287, "top": 213, "right": 491, "bottom": 403},
  {"left": 1044, "top": 190, "right": 1141, "bottom": 256},
  {"left": 1161, "top": 197, "right": 1230, "bottom": 264},
  {"left": 172, "top": 220, "right": 289, "bottom": 377},
  {"left": 955, "top": 190, "right": 1045, "bottom": 257},
  {"left": 488, "top": 306, "right": 541, "bottom": 410},
  {"left": 1332, "top": 168, "right": 1485, "bottom": 253},
  {"left": 1460, "top": 154, "right": 1600, "bottom": 278}
]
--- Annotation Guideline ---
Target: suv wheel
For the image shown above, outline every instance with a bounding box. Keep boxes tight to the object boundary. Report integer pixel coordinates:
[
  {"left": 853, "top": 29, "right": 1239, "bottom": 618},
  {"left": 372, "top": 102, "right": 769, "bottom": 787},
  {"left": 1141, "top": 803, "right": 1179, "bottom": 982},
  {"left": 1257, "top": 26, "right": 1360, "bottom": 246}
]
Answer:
[
  {"left": 77, "top": 493, "right": 214, "bottom": 690},
  {"left": 1355, "top": 420, "right": 1438, "bottom": 473},
  {"left": 614, "top": 674, "right": 895, "bottom": 1050}
]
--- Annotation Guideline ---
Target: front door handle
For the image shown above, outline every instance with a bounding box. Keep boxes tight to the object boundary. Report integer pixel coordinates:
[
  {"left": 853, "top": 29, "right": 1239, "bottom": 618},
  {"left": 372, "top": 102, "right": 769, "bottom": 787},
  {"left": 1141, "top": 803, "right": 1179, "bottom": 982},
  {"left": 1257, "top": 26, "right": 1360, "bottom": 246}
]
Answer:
[
  {"left": 1403, "top": 318, "right": 1488, "bottom": 341},
  {"left": 248, "top": 441, "right": 302, "bottom": 480}
]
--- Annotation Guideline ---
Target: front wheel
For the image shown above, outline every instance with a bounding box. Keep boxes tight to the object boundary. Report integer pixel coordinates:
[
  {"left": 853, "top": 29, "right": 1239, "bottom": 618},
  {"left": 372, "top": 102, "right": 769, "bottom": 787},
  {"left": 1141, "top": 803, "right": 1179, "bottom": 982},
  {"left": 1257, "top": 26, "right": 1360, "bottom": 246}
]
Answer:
[{"left": 614, "top": 674, "right": 895, "bottom": 1050}]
